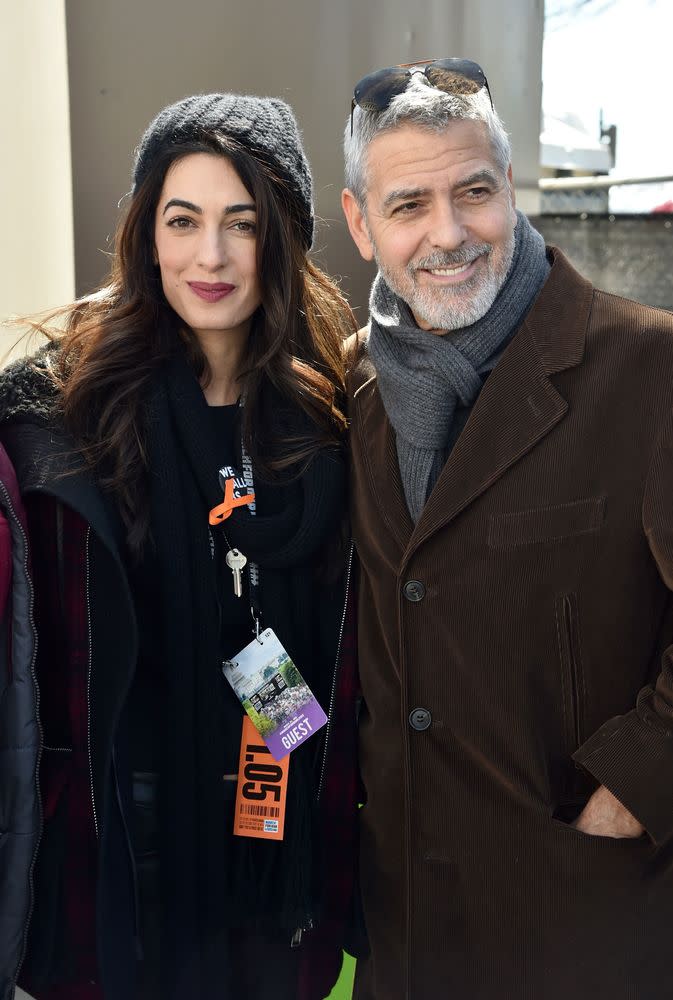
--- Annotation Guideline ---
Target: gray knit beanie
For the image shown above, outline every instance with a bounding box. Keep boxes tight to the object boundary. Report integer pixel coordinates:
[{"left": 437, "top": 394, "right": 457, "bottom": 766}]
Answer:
[{"left": 132, "top": 92, "right": 314, "bottom": 248}]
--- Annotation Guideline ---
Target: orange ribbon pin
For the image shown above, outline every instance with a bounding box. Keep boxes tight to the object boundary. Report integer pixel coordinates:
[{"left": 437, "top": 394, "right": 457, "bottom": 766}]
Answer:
[{"left": 209, "top": 477, "right": 256, "bottom": 526}]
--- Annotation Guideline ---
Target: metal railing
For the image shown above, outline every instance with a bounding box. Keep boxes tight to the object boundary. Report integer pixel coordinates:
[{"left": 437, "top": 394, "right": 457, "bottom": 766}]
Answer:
[{"left": 539, "top": 173, "right": 673, "bottom": 191}]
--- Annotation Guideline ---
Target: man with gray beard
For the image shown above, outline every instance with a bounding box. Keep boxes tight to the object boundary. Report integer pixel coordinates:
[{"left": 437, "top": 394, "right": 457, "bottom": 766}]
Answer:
[{"left": 341, "top": 58, "right": 673, "bottom": 1000}]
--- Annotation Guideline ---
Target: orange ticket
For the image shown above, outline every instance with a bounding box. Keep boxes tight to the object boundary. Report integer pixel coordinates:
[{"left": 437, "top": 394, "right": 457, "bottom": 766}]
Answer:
[{"left": 233, "top": 715, "right": 289, "bottom": 840}]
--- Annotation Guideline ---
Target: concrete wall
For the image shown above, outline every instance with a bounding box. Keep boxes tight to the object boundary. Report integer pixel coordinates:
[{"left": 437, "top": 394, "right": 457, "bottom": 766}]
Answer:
[
  {"left": 65, "top": 0, "right": 544, "bottom": 320},
  {"left": 532, "top": 214, "right": 673, "bottom": 311},
  {"left": 0, "top": 0, "right": 74, "bottom": 351},
  {"left": 0, "top": 0, "right": 545, "bottom": 343}
]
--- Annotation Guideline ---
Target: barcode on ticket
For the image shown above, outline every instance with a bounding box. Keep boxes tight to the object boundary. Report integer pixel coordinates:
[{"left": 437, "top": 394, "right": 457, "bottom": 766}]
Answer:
[
  {"left": 239, "top": 803, "right": 281, "bottom": 818},
  {"left": 234, "top": 717, "right": 288, "bottom": 840}
]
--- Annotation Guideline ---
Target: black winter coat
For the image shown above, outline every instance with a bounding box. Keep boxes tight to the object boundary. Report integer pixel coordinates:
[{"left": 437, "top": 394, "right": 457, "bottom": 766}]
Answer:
[
  {"left": 0, "top": 352, "right": 357, "bottom": 1000},
  {"left": 0, "top": 441, "right": 39, "bottom": 1000}
]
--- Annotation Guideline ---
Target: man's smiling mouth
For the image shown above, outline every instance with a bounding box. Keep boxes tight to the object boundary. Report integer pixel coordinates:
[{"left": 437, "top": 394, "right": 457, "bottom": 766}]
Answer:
[{"left": 427, "top": 261, "right": 473, "bottom": 277}]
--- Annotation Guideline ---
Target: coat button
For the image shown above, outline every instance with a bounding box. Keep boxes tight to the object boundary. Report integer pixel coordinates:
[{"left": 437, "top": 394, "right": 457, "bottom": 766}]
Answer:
[
  {"left": 403, "top": 580, "right": 426, "bottom": 602},
  {"left": 409, "top": 708, "right": 432, "bottom": 731}
]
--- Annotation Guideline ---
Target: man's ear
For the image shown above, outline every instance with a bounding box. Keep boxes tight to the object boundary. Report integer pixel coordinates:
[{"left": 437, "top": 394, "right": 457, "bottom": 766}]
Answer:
[
  {"left": 507, "top": 164, "right": 516, "bottom": 213},
  {"left": 341, "top": 188, "right": 375, "bottom": 262}
]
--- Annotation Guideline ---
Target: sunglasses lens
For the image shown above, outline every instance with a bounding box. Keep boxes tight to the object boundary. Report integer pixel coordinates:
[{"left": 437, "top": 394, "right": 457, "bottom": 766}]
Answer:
[
  {"left": 432, "top": 58, "right": 485, "bottom": 82},
  {"left": 354, "top": 67, "right": 413, "bottom": 111},
  {"left": 425, "top": 66, "right": 483, "bottom": 96},
  {"left": 352, "top": 58, "right": 492, "bottom": 120}
]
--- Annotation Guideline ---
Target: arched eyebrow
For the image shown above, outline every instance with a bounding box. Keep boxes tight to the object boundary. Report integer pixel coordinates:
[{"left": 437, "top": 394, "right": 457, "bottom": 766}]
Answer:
[
  {"left": 161, "top": 198, "right": 256, "bottom": 216},
  {"left": 162, "top": 198, "right": 201, "bottom": 215}
]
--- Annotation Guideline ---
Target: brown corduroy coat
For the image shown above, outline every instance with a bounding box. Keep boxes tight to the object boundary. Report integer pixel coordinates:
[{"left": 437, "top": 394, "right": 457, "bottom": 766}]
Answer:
[{"left": 348, "top": 248, "right": 673, "bottom": 1000}]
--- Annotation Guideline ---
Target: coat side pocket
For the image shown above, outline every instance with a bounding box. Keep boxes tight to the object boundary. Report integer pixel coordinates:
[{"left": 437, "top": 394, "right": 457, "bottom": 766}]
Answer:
[
  {"left": 553, "top": 593, "right": 595, "bottom": 817},
  {"left": 556, "top": 593, "right": 586, "bottom": 753}
]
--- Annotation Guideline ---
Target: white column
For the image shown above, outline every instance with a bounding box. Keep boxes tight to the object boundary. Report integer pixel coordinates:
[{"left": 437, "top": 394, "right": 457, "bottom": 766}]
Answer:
[{"left": 0, "top": 0, "right": 74, "bottom": 349}]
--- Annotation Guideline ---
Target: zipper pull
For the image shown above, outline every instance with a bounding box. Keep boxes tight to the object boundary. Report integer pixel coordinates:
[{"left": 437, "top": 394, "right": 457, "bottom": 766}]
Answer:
[{"left": 290, "top": 916, "right": 314, "bottom": 948}]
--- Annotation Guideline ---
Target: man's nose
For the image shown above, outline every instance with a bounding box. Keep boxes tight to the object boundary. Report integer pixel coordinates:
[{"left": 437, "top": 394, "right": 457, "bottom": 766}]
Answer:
[{"left": 426, "top": 203, "right": 467, "bottom": 250}]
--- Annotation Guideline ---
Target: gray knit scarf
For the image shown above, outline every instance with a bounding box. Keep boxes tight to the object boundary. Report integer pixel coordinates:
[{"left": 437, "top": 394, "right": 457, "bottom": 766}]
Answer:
[{"left": 368, "top": 211, "right": 549, "bottom": 522}]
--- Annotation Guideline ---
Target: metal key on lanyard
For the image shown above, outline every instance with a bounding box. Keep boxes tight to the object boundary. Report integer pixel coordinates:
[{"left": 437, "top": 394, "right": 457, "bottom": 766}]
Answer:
[{"left": 225, "top": 548, "right": 248, "bottom": 598}]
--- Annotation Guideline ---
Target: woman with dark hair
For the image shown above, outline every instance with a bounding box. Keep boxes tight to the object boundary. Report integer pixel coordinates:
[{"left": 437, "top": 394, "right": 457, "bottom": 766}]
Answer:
[{"left": 0, "top": 94, "right": 358, "bottom": 1000}]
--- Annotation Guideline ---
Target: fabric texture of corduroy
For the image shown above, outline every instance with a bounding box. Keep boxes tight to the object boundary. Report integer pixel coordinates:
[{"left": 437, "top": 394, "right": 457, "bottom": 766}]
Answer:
[
  {"left": 347, "top": 246, "right": 673, "bottom": 1000},
  {"left": 132, "top": 92, "right": 314, "bottom": 248}
]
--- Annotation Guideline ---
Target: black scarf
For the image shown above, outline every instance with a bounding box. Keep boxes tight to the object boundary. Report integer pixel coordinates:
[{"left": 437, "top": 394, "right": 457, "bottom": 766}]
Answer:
[{"left": 144, "top": 350, "right": 345, "bottom": 997}]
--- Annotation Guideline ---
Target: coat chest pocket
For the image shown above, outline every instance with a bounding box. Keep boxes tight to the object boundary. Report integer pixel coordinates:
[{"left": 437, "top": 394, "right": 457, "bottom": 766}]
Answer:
[{"left": 487, "top": 496, "right": 606, "bottom": 549}]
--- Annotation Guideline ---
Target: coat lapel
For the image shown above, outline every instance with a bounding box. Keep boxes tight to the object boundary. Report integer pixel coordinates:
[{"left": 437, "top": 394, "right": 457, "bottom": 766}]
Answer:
[
  {"left": 352, "top": 373, "right": 414, "bottom": 550},
  {"left": 350, "top": 248, "right": 594, "bottom": 564},
  {"left": 407, "top": 323, "right": 567, "bottom": 556},
  {"left": 406, "top": 248, "right": 592, "bottom": 558}
]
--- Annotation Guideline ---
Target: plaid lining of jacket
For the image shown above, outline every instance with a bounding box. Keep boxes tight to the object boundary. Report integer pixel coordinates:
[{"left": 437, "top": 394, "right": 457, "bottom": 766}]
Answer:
[{"left": 20, "top": 496, "right": 100, "bottom": 1000}]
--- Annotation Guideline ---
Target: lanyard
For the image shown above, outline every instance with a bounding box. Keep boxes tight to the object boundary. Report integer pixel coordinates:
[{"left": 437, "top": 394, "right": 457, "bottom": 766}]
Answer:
[
  {"left": 206, "top": 396, "right": 263, "bottom": 639},
  {"left": 239, "top": 437, "right": 262, "bottom": 637},
  {"left": 209, "top": 436, "right": 263, "bottom": 640}
]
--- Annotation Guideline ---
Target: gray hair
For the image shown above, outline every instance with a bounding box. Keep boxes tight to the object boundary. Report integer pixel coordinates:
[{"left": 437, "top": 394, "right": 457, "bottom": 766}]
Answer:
[{"left": 344, "top": 73, "right": 512, "bottom": 208}]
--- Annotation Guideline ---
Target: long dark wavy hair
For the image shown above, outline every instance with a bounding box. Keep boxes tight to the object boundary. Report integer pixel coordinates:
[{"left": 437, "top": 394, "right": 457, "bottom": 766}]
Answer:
[{"left": 37, "top": 132, "right": 356, "bottom": 551}]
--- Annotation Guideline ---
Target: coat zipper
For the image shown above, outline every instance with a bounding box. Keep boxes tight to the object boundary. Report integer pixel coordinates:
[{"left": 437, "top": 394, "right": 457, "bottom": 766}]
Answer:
[
  {"left": 291, "top": 541, "right": 353, "bottom": 948},
  {"left": 316, "top": 541, "right": 354, "bottom": 804},
  {"left": 85, "top": 526, "right": 99, "bottom": 838},
  {"left": 1, "top": 482, "right": 41, "bottom": 992},
  {"left": 85, "top": 529, "right": 141, "bottom": 957}
]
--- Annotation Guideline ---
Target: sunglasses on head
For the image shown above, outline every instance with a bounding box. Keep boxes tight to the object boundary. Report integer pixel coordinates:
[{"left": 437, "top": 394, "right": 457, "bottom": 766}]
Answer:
[{"left": 350, "top": 57, "right": 493, "bottom": 135}]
